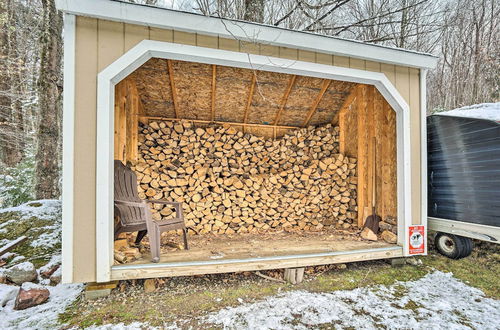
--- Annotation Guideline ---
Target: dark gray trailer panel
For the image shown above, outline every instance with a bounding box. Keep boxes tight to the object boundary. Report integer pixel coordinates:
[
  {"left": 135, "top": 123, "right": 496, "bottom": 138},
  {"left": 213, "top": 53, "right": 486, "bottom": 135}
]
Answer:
[{"left": 427, "top": 115, "right": 500, "bottom": 228}]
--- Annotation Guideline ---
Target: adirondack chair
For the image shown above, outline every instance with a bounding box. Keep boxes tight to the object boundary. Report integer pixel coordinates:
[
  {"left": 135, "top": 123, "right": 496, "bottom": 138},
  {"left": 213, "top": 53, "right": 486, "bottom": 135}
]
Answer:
[{"left": 114, "top": 160, "right": 188, "bottom": 263}]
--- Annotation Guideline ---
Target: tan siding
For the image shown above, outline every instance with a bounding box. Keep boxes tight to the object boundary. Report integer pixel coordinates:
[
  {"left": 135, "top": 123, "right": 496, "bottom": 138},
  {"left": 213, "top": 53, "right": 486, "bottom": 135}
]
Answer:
[
  {"left": 240, "top": 41, "right": 260, "bottom": 54},
  {"left": 173, "top": 30, "right": 196, "bottom": 46},
  {"left": 196, "top": 34, "right": 218, "bottom": 49},
  {"left": 97, "top": 20, "right": 124, "bottom": 72},
  {"left": 219, "top": 37, "right": 239, "bottom": 51},
  {"left": 279, "top": 47, "right": 298, "bottom": 60},
  {"left": 365, "top": 61, "right": 381, "bottom": 72},
  {"left": 333, "top": 55, "right": 350, "bottom": 67},
  {"left": 260, "top": 44, "right": 279, "bottom": 57},
  {"left": 149, "top": 27, "right": 173, "bottom": 42},
  {"left": 316, "top": 52, "right": 333, "bottom": 65},
  {"left": 349, "top": 58, "right": 365, "bottom": 70},
  {"left": 74, "top": 16, "right": 98, "bottom": 283},
  {"left": 72, "top": 21, "right": 423, "bottom": 282},
  {"left": 298, "top": 49, "right": 315, "bottom": 62},
  {"left": 380, "top": 63, "right": 396, "bottom": 85},
  {"left": 124, "top": 23, "right": 149, "bottom": 51}
]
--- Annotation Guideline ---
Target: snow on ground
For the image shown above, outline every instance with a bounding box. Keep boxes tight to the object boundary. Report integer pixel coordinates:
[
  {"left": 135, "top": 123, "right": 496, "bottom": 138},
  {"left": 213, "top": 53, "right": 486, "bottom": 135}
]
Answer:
[
  {"left": 439, "top": 102, "right": 500, "bottom": 121},
  {"left": 0, "top": 282, "right": 83, "bottom": 329},
  {"left": 204, "top": 271, "right": 500, "bottom": 330}
]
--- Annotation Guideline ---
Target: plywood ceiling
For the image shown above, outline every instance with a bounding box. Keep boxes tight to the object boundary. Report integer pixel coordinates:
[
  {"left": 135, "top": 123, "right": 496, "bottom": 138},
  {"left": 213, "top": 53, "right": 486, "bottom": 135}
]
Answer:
[{"left": 131, "top": 58, "right": 357, "bottom": 128}]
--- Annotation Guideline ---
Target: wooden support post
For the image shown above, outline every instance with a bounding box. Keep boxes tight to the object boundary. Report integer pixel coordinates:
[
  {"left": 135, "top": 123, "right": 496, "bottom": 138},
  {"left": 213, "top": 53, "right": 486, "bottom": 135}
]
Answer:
[
  {"left": 166, "top": 59, "right": 179, "bottom": 118},
  {"left": 211, "top": 64, "right": 216, "bottom": 121},
  {"left": 302, "top": 79, "right": 331, "bottom": 127},
  {"left": 284, "top": 268, "right": 305, "bottom": 284},
  {"left": 357, "top": 85, "right": 368, "bottom": 227},
  {"left": 273, "top": 75, "right": 296, "bottom": 125},
  {"left": 366, "top": 86, "right": 375, "bottom": 226},
  {"left": 242, "top": 73, "right": 257, "bottom": 127}
]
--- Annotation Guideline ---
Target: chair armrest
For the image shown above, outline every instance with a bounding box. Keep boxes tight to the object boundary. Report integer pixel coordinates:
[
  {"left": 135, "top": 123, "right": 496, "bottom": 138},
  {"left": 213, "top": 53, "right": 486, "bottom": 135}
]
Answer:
[{"left": 114, "top": 200, "right": 146, "bottom": 208}]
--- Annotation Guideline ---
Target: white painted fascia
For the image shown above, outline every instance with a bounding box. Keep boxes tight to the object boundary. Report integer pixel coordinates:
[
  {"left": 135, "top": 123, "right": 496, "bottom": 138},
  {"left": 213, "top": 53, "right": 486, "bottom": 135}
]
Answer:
[
  {"left": 420, "top": 69, "right": 428, "bottom": 255},
  {"left": 95, "top": 40, "right": 414, "bottom": 282},
  {"left": 55, "top": 0, "right": 438, "bottom": 70},
  {"left": 61, "top": 13, "right": 76, "bottom": 284}
]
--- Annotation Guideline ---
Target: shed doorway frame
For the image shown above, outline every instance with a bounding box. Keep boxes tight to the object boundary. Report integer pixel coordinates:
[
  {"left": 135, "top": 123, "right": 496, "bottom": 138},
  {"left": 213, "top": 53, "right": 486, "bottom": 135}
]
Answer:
[{"left": 95, "top": 40, "right": 412, "bottom": 282}]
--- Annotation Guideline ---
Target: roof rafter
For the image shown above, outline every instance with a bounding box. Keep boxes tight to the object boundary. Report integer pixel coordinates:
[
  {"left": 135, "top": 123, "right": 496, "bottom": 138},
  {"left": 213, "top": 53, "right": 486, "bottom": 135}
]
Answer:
[
  {"left": 302, "top": 79, "right": 331, "bottom": 127},
  {"left": 273, "top": 75, "right": 297, "bottom": 126}
]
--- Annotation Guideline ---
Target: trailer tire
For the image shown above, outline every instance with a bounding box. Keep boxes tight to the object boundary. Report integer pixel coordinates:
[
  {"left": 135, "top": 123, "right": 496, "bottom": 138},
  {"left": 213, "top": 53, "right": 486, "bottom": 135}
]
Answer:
[{"left": 434, "top": 233, "right": 473, "bottom": 259}]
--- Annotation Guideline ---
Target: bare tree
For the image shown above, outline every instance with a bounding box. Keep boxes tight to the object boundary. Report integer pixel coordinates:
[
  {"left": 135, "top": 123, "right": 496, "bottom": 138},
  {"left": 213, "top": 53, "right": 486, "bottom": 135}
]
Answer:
[{"left": 34, "top": 0, "right": 62, "bottom": 199}]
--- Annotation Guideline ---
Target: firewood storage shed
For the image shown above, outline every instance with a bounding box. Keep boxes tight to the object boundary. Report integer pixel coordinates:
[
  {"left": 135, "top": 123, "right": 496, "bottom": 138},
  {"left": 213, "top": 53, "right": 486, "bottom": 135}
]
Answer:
[{"left": 56, "top": 0, "right": 438, "bottom": 283}]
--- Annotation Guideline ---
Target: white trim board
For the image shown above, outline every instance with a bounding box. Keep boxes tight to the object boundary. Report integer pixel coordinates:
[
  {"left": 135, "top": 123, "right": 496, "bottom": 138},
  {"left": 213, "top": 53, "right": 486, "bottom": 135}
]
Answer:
[
  {"left": 55, "top": 0, "right": 438, "bottom": 70},
  {"left": 420, "top": 69, "right": 428, "bottom": 255},
  {"left": 61, "top": 13, "right": 76, "bottom": 284},
  {"left": 95, "top": 40, "right": 415, "bottom": 282}
]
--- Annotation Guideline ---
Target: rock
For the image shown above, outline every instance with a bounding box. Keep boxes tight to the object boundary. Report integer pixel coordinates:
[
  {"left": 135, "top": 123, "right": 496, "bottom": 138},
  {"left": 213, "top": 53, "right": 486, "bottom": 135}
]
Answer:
[
  {"left": 14, "top": 286, "right": 50, "bottom": 310},
  {"left": 360, "top": 227, "right": 378, "bottom": 241},
  {"left": 406, "top": 258, "right": 423, "bottom": 266},
  {"left": 6, "top": 262, "right": 37, "bottom": 285},
  {"left": 40, "top": 264, "right": 60, "bottom": 279},
  {"left": 144, "top": 279, "right": 156, "bottom": 293},
  {"left": 49, "top": 268, "right": 62, "bottom": 286},
  {"left": 381, "top": 230, "right": 397, "bottom": 244}
]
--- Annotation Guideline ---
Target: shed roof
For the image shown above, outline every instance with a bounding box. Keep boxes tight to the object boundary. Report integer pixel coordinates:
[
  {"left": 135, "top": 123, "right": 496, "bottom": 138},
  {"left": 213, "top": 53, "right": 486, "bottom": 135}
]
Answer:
[{"left": 55, "top": 0, "right": 438, "bottom": 70}]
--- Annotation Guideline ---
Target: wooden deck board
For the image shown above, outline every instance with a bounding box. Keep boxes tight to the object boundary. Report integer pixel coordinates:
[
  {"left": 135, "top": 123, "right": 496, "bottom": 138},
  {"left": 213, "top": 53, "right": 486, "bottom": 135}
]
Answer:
[{"left": 111, "top": 231, "right": 401, "bottom": 280}]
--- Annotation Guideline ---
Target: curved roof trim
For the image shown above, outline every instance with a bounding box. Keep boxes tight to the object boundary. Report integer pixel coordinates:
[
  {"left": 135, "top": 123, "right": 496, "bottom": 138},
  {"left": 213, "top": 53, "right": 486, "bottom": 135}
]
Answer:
[{"left": 56, "top": 0, "right": 438, "bottom": 70}]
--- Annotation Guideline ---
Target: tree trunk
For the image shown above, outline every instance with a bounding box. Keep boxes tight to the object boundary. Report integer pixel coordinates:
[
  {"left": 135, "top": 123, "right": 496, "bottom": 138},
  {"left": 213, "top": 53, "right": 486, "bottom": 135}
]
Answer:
[
  {"left": 244, "top": 0, "right": 264, "bottom": 23},
  {"left": 0, "top": 0, "right": 24, "bottom": 167},
  {"left": 35, "top": 0, "right": 62, "bottom": 199}
]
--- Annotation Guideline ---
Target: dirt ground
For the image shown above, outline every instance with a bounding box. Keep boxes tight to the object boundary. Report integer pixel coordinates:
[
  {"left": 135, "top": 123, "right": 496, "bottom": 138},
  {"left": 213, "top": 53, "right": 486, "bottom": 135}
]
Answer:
[{"left": 61, "top": 238, "right": 500, "bottom": 328}]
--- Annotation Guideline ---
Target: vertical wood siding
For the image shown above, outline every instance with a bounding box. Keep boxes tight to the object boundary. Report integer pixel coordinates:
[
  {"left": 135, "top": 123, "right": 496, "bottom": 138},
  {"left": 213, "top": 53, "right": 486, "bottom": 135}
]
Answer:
[{"left": 72, "top": 17, "right": 422, "bottom": 282}]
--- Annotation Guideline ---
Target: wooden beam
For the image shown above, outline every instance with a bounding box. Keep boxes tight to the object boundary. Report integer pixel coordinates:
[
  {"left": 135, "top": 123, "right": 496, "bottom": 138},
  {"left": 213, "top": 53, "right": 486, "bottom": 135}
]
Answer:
[
  {"left": 303, "top": 79, "right": 331, "bottom": 127},
  {"left": 332, "top": 85, "right": 359, "bottom": 124},
  {"left": 0, "top": 236, "right": 27, "bottom": 255},
  {"left": 211, "top": 65, "right": 217, "bottom": 121},
  {"left": 166, "top": 59, "right": 179, "bottom": 118},
  {"left": 356, "top": 85, "right": 368, "bottom": 227},
  {"left": 138, "top": 115, "right": 299, "bottom": 130},
  {"left": 243, "top": 73, "right": 257, "bottom": 124},
  {"left": 273, "top": 75, "right": 296, "bottom": 125}
]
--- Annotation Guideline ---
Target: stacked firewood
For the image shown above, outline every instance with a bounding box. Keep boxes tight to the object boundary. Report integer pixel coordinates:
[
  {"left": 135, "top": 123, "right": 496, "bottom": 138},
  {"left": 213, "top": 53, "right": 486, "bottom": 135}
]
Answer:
[{"left": 131, "top": 120, "right": 358, "bottom": 235}]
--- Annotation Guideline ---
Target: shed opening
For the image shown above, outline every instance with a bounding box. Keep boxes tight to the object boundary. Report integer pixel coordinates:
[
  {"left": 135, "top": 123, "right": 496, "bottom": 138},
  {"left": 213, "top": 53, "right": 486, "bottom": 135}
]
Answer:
[{"left": 112, "top": 57, "right": 398, "bottom": 268}]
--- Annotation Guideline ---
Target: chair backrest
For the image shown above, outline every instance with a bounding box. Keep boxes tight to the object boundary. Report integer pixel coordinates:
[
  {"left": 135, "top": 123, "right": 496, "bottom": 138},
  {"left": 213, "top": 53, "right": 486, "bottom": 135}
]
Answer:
[{"left": 114, "top": 160, "right": 145, "bottom": 226}]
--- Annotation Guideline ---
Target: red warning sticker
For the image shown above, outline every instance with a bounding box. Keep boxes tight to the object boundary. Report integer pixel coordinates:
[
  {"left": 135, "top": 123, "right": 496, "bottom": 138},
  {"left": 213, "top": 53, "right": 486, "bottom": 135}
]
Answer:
[{"left": 408, "top": 225, "right": 425, "bottom": 255}]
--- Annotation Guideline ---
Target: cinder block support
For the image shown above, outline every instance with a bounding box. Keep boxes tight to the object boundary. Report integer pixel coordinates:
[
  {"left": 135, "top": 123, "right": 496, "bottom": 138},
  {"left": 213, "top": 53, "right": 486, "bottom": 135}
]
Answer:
[
  {"left": 85, "top": 281, "right": 118, "bottom": 300},
  {"left": 390, "top": 257, "right": 406, "bottom": 267},
  {"left": 284, "top": 268, "right": 305, "bottom": 284}
]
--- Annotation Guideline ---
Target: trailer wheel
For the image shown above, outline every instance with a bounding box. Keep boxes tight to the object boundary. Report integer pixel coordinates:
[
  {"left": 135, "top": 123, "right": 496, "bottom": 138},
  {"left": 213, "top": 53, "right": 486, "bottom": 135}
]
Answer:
[{"left": 434, "top": 233, "right": 473, "bottom": 259}]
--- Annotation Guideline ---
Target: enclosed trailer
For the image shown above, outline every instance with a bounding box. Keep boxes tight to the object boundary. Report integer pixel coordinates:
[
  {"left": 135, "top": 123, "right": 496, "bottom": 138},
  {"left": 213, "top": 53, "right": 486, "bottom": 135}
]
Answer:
[
  {"left": 427, "top": 114, "right": 500, "bottom": 258},
  {"left": 56, "top": 0, "right": 437, "bottom": 283}
]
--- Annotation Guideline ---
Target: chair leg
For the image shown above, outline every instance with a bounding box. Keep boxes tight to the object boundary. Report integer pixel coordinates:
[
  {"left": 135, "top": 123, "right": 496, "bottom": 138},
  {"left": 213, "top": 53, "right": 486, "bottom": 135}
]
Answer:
[
  {"left": 135, "top": 230, "right": 147, "bottom": 245},
  {"left": 182, "top": 228, "right": 189, "bottom": 250},
  {"left": 114, "top": 224, "right": 123, "bottom": 241},
  {"left": 151, "top": 228, "right": 162, "bottom": 263}
]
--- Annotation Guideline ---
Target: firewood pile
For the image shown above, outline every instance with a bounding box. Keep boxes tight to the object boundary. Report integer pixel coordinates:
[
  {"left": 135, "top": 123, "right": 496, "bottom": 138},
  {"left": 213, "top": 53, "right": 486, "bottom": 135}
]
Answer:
[{"left": 131, "top": 120, "right": 358, "bottom": 235}]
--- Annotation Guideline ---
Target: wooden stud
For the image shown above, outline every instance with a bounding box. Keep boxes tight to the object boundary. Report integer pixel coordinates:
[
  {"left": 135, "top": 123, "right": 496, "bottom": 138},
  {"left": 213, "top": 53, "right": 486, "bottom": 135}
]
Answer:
[
  {"left": 166, "top": 59, "right": 179, "bottom": 118},
  {"left": 357, "top": 85, "right": 368, "bottom": 227},
  {"left": 273, "top": 75, "right": 296, "bottom": 126},
  {"left": 303, "top": 79, "right": 331, "bottom": 127},
  {"left": 243, "top": 73, "right": 257, "bottom": 125},
  {"left": 366, "top": 86, "right": 375, "bottom": 226},
  {"left": 332, "top": 85, "right": 358, "bottom": 125},
  {"left": 211, "top": 64, "right": 216, "bottom": 121}
]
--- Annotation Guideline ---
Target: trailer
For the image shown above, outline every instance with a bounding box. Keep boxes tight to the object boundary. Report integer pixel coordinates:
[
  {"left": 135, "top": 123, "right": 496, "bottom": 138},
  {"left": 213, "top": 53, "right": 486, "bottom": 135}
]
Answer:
[{"left": 427, "top": 113, "right": 500, "bottom": 259}]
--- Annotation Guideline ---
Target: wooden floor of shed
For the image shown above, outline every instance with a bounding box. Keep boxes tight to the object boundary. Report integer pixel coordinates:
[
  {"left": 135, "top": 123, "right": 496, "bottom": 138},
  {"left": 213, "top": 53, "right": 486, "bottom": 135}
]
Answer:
[{"left": 124, "top": 230, "right": 395, "bottom": 266}]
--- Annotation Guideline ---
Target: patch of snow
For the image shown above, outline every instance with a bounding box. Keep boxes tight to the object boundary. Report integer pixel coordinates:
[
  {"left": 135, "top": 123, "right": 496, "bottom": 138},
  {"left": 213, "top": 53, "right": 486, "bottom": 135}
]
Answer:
[
  {"left": 0, "top": 284, "right": 19, "bottom": 308},
  {"left": 12, "top": 261, "right": 35, "bottom": 272},
  {"left": 204, "top": 271, "right": 500, "bottom": 329},
  {"left": 38, "top": 254, "right": 61, "bottom": 275},
  {"left": 85, "top": 322, "right": 160, "bottom": 330},
  {"left": 0, "top": 199, "right": 60, "bottom": 221},
  {"left": 0, "top": 282, "right": 83, "bottom": 329},
  {"left": 439, "top": 102, "right": 500, "bottom": 121}
]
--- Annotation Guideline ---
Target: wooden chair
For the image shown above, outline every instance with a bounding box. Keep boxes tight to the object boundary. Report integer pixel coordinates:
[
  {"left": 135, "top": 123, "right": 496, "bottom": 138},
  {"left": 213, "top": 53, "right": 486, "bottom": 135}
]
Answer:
[{"left": 114, "top": 160, "right": 188, "bottom": 263}]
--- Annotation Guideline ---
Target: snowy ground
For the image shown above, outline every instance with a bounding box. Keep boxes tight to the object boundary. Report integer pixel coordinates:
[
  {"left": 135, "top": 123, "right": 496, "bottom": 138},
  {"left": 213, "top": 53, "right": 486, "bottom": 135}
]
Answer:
[
  {"left": 438, "top": 102, "right": 500, "bottom": 121},
  {"left": 203, "top": 271, "right": 500, "bottom": 330},
  {"left": 0, "top": 200, "right": 84, "bottom": 329}
]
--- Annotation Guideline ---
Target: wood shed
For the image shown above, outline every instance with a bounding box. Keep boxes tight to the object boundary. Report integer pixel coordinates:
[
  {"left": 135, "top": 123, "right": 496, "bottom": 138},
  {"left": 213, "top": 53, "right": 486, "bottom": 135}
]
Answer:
[{"left": 56, "top": 0, "right": 438, "bottom": 283}]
